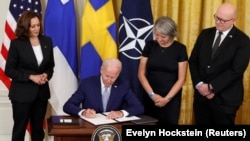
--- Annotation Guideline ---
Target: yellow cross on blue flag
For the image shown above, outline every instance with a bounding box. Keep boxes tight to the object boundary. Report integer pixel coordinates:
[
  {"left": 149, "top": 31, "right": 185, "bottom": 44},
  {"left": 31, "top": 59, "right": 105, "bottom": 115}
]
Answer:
[{"left": 80, "top": 0, "right": 117, "bottom": 79}]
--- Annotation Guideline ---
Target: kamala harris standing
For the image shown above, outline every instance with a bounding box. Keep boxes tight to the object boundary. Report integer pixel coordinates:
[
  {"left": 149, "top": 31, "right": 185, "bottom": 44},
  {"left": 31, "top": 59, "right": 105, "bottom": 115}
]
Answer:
[{"left": 5, "top": 10, "right": 55, "bottom": 141}]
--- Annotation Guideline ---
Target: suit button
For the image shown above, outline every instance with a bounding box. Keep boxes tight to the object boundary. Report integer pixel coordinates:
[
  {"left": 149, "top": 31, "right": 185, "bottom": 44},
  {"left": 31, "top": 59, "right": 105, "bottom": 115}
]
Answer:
[{"left": 207, "top": 65, "right": 210, "bottom": 68}]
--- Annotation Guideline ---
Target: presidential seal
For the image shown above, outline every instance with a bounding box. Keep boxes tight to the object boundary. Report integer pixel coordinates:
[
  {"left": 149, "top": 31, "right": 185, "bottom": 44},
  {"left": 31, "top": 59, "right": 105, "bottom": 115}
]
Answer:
[{"left": 91, "top": 125, "right": 121, "bottom": 141}]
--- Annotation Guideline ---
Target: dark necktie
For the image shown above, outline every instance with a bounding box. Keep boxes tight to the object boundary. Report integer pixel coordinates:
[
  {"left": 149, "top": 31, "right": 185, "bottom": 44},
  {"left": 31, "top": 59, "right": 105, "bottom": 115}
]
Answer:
[
  {"left": 102, "top": 87, "right": 109, "bottom": 112},
  {"left": 212, "top": 32, "right": 223, "bottom": 58}
]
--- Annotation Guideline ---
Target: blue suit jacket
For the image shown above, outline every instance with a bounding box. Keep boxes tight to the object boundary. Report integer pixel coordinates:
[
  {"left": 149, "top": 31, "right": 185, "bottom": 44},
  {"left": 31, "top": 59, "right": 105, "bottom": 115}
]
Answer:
[{"left": 63, "top": 75, "right": 144, "bottom": 117}]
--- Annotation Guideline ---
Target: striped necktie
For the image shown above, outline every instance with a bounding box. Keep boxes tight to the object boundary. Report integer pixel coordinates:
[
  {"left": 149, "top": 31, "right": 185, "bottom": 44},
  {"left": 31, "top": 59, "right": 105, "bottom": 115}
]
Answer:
[{"left": 212, "top": 32, "right": 223, "bottom": 58}]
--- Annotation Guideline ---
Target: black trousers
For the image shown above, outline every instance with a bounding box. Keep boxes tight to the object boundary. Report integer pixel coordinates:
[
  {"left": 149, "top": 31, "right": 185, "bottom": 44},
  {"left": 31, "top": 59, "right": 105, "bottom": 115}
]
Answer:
[
  {"left": 11, "top": 99, "right": 48, "bottom": 141},
  {"left": 193, "top": 99, "right": 239, "bottom": 125},
  {"left": 143, "top": 92, "right": 182, "bottom": 125}
]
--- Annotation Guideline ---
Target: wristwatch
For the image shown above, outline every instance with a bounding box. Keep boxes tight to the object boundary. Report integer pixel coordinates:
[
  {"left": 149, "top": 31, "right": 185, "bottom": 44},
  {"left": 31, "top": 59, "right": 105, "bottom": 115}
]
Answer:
[{"left": 208, "top": 84, "right": 214, "bottom": 93}]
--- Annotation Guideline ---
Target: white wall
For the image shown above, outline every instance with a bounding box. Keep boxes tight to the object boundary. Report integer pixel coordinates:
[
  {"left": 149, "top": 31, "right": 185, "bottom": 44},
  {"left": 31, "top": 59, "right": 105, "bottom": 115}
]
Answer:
[
  {"left": 0, "top": 0, "right": 85, "bottom": 140},
  {"left": 0, "top": 1, "right": 14, "bottom": 140}
]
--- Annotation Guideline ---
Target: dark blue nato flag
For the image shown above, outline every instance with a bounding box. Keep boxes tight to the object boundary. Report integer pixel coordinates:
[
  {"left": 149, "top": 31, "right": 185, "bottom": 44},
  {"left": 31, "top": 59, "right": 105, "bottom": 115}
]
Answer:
[{"left": 118, "top": 0, "right": 154, "bottom": 101}]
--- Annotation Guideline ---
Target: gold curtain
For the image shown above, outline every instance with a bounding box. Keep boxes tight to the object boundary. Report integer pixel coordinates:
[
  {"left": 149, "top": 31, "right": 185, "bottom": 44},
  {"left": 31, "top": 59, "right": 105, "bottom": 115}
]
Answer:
[{"left": 113, "top": 0, "right": 250, "bottom": 124}]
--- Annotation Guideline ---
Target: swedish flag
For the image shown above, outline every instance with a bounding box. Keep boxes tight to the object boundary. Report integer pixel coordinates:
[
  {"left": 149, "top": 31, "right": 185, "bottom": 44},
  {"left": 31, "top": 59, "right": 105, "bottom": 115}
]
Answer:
[{"left": 80, "top": 0, "right": 117, "bottom": 80}]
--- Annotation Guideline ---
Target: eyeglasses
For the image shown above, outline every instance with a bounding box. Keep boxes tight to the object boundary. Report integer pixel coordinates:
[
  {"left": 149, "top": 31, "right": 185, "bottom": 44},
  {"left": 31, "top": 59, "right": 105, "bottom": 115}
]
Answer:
[{"left": 214, "top": 14, "right": 234, "bottom": 24}]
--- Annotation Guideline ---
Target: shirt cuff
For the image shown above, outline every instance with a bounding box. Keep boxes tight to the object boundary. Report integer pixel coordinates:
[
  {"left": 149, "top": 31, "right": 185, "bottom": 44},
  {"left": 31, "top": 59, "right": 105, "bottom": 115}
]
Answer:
[
  {"left": 195, "top": 81, "right": 204, "bottom": 89},
  {"left": 121, "top": 110, "right": 129, "bottom": 117},
  {"left": 78, "top": 109, "right": 85, "bottom": 117}
]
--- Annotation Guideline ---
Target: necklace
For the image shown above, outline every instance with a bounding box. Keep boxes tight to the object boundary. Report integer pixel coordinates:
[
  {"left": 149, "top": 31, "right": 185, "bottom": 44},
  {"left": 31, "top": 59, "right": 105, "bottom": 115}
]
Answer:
[
  {"left": 160, "top": 47, "right": 167, "bottom": 53},
  {"left": 159, "top": 40, "right": 174, "bottom": 53}
]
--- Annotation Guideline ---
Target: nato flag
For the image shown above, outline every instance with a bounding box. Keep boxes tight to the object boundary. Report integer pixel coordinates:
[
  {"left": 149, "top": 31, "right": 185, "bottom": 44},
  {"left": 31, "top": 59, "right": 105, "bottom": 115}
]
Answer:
[{"left": 118, "top": 0, "right": 154, "bottom": 101}]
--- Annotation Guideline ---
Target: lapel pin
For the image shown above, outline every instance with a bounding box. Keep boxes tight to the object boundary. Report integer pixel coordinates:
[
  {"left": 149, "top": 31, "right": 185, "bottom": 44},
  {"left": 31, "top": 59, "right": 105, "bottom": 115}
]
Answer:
[{"left": 229, "top": 35, "right": 233, "bottom": 38}]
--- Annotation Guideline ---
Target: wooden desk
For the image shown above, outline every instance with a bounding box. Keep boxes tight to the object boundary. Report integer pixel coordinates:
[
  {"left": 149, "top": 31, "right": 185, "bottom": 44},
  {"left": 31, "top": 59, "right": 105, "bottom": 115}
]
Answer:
[{"left": 47, "top": 115, "right": 155, "bottom": 141}]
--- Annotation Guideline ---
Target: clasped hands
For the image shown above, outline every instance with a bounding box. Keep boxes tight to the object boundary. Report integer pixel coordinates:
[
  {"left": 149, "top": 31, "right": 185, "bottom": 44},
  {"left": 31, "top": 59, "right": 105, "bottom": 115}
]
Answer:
[
  {"left": 29, "top": 73, "right": 48, "bottom": 85},
  {"left": 197, "top": 83, "right": 215, "bottom": 100},
  {"left": 82, "top": 109, "right": 124, "bottom": 119},
  {"left": 151, "top": 94, "right": 170, "bottom": 108}
]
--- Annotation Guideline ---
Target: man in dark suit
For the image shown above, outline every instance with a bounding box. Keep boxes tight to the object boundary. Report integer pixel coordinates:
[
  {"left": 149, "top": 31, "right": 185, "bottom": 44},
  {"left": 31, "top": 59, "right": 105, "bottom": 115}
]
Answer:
[
  {"left": 189, "top": 2, "right": 250, "bottom": 125},
  {"left": 63, "top": 58, "right": 144, "bottom": 119}
]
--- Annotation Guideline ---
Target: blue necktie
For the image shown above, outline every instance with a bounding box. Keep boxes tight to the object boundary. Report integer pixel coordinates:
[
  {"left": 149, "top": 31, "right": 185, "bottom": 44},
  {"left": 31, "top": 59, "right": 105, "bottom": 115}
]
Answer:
[{"left": 102, "top": 87, "right": 109, "bottom": 112}]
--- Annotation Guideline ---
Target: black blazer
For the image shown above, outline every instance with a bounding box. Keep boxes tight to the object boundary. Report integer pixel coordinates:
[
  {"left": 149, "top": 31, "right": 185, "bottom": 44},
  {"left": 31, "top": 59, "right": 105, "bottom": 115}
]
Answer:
[
  {"left": 189, "top": 26, "right": 250, "bottom": 106},
  {"left": 5, "top": 35, "right": 55, "bottom": 103}
]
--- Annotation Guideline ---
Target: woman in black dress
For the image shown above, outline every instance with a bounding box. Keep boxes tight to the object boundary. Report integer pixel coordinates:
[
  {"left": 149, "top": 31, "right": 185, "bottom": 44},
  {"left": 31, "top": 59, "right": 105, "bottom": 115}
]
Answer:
[{"left": 138, "top": 16, "right": 188, "bottom": 125}]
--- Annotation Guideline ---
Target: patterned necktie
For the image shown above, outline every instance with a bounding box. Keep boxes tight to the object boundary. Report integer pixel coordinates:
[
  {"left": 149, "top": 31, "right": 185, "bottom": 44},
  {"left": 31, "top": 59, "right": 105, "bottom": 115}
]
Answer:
[
  {"left": 212, "top": 32, "right": 223, "bottom": 58},
  {"left": 102, "top": 86, "right": 109, "bottom": 112}
]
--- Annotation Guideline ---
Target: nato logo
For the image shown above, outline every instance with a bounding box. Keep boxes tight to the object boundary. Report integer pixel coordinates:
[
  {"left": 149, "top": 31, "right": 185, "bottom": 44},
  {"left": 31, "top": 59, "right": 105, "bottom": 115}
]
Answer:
[{"left": 118, "top": 16, "right": 153, "bottom": 60}]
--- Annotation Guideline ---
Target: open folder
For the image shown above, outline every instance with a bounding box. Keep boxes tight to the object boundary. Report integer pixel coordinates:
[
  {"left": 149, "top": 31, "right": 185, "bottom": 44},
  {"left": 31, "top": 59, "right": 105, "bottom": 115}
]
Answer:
[
  {"left": 80, "top": 112, "right": 140, "bottom": 125},
  {"left": 131, "top": 115, "right": 158, "bottom": 124}
]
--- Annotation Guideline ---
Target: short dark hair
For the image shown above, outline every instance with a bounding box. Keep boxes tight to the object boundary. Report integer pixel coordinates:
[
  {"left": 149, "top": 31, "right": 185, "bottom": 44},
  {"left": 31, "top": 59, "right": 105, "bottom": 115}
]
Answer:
[{"left": 15, "top": 10, "right": 43, "bottom": 39}]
